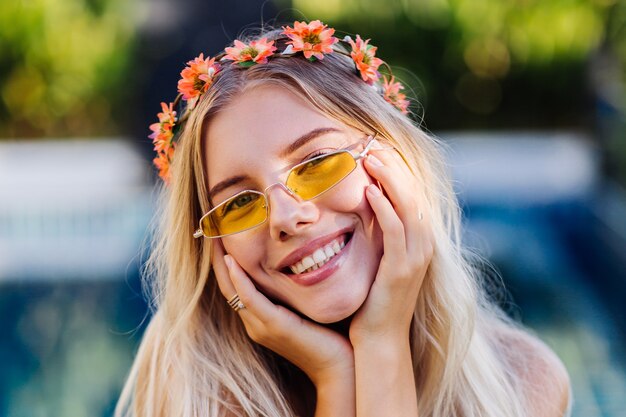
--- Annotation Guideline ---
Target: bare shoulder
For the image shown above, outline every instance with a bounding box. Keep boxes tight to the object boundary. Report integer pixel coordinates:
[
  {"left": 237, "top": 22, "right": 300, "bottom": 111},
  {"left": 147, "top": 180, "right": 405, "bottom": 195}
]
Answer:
[{"left": 493, "top": 324, "right": 572, "bottom": 417}]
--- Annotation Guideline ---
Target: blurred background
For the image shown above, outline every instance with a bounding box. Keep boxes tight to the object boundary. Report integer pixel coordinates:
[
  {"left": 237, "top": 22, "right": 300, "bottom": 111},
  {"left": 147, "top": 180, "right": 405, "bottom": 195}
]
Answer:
[{"left": 1, "top": 0, "right": 625, "bottom": 415}]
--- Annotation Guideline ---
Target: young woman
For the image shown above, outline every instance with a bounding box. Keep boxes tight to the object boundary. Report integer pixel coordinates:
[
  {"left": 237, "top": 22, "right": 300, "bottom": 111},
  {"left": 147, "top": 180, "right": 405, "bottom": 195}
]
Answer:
[{"left": 117, "top": 21, "right": 571, "bottom": 417}]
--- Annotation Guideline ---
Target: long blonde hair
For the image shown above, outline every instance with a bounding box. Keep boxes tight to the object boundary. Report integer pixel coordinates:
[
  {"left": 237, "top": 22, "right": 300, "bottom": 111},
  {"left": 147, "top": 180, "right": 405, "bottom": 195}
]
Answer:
[{"left": 116, "top": 30, "right": 531, "bottom": 417}]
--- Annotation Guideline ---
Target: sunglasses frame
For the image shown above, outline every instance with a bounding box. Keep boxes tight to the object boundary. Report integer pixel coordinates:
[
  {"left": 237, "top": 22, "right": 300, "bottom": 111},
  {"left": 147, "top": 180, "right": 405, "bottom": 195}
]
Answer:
[{"left": 194, "top": 134, "right": 378, "bottom": 239}]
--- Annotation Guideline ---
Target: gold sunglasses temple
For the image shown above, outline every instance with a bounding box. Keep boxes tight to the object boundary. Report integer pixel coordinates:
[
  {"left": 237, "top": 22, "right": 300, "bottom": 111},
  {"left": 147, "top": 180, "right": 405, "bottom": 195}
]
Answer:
[{"left": 356, "top": 134, "right": 377, "bottom": 160}]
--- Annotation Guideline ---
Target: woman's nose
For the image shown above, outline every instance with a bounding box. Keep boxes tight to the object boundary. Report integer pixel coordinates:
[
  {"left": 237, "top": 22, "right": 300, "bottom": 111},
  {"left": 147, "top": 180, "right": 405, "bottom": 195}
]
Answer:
[{"left": 266, "top": 185, "right": 319, "bottom": 241}]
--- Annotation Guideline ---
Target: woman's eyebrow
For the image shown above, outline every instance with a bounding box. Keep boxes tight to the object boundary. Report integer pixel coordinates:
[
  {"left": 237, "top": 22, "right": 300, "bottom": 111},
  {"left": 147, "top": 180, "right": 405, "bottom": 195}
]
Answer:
[
  {"left": 208, "top": 174, "right": 250, "bottom": 202},
  {"left": 278, "top": 127, "right": 341, "bottom": 158},
  {"left": 208, "top": 127, "right": 341, "bottom": 201}
]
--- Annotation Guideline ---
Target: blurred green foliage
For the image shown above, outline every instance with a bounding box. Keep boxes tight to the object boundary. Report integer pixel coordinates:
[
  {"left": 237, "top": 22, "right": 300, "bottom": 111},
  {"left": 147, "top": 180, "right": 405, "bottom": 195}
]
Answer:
[
  {"left": 1, "top": 0, "right": 625, "bottom": 150},
  {"left": 603, "top": 0, "right": 626, "bottom": 183},
  {"left": 0, "top": 0, "right": 136, "bottom": 138},
  {"left": 293, "top": 0, "right": 608, "bottom": 65},
  {"left": 286, "top": 0, "right": 622, "bottom": 128}
]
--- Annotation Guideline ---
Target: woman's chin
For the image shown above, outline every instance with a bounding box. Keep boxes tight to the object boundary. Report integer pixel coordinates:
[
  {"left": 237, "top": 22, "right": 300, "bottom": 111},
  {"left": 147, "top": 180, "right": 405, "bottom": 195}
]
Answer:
[
  {"left": 301, "top": 272, "right": 376, "bottom": 324},
  {"left": 305, "top": 297, "right": 365, "bottom": 324}
]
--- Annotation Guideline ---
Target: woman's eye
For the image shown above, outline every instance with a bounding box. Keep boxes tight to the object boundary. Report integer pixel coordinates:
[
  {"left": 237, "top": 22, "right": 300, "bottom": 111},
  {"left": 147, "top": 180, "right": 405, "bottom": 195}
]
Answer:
[
  {"left": 304, "top": 152, "right": 330, "bottom": 165},
  {"left": 306, "top": 150, "right": 328, "bottom": 160},
  {"left": 295, "top": 152, "right": 331, "bottom": 174},
  {"left": 223, "top": 193, "right": 256, "bottom": 213}
]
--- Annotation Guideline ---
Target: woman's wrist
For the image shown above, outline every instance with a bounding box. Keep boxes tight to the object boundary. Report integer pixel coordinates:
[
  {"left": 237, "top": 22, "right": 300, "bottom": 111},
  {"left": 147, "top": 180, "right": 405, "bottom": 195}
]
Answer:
[
  {"left": 312, "top": 360, "right": 356, "bottom": 417},
  {"left": 308, "top": 350, "right": 355, "bottom": 388},
  {"left": 353, "top": 338, "right": 417, "bottom": 417},
  {"left": 352, "top": 335, "right": 412, "bottom": 366},
  {"left": 349, "top": 324, "right": 410, "bottom": 350}
]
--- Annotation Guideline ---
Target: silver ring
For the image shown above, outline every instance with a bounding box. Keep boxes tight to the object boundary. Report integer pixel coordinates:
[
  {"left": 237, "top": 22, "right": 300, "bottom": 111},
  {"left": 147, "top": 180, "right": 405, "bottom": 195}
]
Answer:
[
  {"left": 418, "top": 211, "right": 424, "bottom": 221},
  {"left": 227, "top": 294, "right": 245, "bottom": 312}
]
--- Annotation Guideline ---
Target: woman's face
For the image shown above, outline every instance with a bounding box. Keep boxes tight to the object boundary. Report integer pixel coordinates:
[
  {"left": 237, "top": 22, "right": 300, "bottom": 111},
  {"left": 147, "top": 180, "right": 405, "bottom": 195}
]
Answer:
[{"left": 204, "top": 85, "right": 383, "bottom": 323}]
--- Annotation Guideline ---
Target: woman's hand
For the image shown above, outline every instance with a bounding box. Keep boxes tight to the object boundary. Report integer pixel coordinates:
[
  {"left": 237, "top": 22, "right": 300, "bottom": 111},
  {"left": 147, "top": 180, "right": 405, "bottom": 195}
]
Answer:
[
  {"left": 212, "top": 242, "right": 355, "bottom": 388},
  {"left": 350, "top": 144, "right": 435, "bottom": 346},
  {"left": 349, "top": 144, "right": 434, "bottom": 417}
]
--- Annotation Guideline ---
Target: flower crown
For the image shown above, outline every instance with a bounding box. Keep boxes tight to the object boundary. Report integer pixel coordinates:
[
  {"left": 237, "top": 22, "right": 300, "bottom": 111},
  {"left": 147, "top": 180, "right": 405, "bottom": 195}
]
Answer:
[{"left": 149, "top": 20, "right": 410, "bottom": 183}]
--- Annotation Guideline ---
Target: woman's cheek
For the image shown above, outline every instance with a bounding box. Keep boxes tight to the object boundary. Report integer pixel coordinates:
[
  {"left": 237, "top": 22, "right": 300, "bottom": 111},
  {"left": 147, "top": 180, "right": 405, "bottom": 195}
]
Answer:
[
  {"left": 331, "top": 171, "right": 375, "bottom": 213},
  {"left": 222, "top": 237, "right": 261, "bottom": 278},
  {"left": 222, "top": 236, "right": 288, "bottom": 298}
]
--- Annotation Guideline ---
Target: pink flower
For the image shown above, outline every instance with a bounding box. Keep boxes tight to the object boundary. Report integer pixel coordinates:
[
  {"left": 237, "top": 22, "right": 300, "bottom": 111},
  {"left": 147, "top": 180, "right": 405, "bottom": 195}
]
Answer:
[
  {"left": 224, "top": 38, "right": 277, "bottom": 66},
  {"left": 177, "top": 53, "right": 220, "bottom": 109},
  {"left": 149, "top": 102, "right": 177, "bottom": 153},
  {"left": 348, "top": 35, "right": 384, "bottom": 84},
  {"left": 282, "top": 20, "right": 338, "bottom": 60},
  {"left": 382, "top": 76, "right": 410, "bottom": 114}
]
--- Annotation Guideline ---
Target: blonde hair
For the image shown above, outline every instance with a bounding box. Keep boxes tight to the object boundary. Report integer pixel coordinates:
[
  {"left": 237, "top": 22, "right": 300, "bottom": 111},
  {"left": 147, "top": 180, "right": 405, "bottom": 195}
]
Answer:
[{"left": 117, "top": 30, "right": 534, "bottom": 417}]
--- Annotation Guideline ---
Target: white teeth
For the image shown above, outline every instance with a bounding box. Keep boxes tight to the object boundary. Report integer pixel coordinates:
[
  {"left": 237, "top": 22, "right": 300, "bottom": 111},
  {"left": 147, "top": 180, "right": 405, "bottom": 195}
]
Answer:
[
  {"left": 291, "top": 261, "right": 306, "bottom": 274},
  {"left": 288, "top": 236, "right": 349, "bottom": 274},
  {"left": 301, "top": 256, "right": 315, "bottom": 270},
  {"left": 312, "top": 248, "right": 326, "bottom": 263}
]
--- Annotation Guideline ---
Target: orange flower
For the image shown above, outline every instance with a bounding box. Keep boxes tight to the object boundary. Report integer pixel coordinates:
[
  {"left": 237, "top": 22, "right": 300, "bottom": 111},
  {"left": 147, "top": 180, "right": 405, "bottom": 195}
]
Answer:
[
  {"left": 282, "top": 20, "right": 338, "bottom": 60},
  {"left": 177, "top": 53, "right": 220, "bottom": 109},
  {"left": 382, "top": 76, "right": 410, "bottom": 114},
  {"left": 224, "top": 38, "right": 277, "bottom": 66},
  {"left": 149, "top": 102, "right": 177, "bottom": 153},
  {"left": 153, "top": 146, "right": 175, "bottom": 183},
  {"left": 348, "top": 35, "right": 383, "bottom": 84}
]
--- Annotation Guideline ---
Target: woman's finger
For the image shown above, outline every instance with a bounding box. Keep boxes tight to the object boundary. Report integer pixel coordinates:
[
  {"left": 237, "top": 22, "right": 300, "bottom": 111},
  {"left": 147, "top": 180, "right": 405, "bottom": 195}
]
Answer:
[
  {"left": 365, "top": 149, "right": 430, "bottom": 253},
  {"left": 366, "top": 151, "right": 420, "bottom": 215},
  {"left": 372, "top": 140, "right": 416, "bottom": 181},
  {"left": 223, "top": 254, "right": 262, "bottom": 312},
  {"left": 211, "top": 241, "right": 238, "bottom": 299},
  {"left": 365, "top": 183, "right": 407, "bottom": 265},
  {"left": 222, "top": 254, "right": 354, "bottom": 374},
  {"left": 211, "top": 243, "right": 269, "bottom": 336},
  {"left": 380, "top": 148, "right": 435, "bottom": 255},
  {"left": 222, "top": 253, "right": 301, "bottom": 330}
]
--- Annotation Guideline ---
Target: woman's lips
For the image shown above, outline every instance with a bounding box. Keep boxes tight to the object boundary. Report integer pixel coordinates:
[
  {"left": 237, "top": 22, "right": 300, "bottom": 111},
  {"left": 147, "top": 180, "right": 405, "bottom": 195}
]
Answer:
[
  {"left": 288, "top": 236, "right": 346, "bottom": 274},
  {"left": 276, "top": 226, "right": 354, "bottom": 271},
  {"left": 282, "top": 232, "right": 353, "bottom": 286}
]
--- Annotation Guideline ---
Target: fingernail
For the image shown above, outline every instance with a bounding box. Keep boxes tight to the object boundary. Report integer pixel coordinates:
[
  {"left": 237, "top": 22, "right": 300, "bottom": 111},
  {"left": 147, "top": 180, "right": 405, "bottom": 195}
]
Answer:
[
  {"left": 367, "top": 154, "right": 383, "bottom": 166},
  {"left": 370, "top": 139, "right": 383, "bottom": 149},
  {"left": 367, "top": 183, "right": 382, "bottom": 196},
  {"left": 224, "top": 255, "right": 233, "bottom": 270}
]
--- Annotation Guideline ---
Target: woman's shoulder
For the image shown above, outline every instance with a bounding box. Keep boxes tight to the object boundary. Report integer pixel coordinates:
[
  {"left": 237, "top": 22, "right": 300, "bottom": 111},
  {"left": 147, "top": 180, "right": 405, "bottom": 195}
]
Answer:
[{"left": 491, "top": 322, "right": 572, "bottom": 417}]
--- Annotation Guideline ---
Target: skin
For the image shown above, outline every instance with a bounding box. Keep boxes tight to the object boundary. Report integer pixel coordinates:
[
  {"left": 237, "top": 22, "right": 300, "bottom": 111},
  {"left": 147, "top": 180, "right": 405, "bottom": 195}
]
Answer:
[
  {"left": 206, "top": 85, "right": 433, "bottom": 417},
  {"left": 206, "top": 88, "right": 384, "bottom": 324},
  {"left": 203, "top": 85, "right": 570, "bottom": 416}
]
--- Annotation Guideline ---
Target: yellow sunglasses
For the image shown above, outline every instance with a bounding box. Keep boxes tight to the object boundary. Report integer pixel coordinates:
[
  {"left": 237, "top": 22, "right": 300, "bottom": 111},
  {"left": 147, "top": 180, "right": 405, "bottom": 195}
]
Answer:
[{"left": 194, "top": 135, "right": 377, "bottom": 238}]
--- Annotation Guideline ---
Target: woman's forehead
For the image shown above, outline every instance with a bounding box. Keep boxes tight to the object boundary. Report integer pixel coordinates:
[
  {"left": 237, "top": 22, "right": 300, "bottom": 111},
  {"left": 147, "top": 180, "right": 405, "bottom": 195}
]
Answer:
[{"left": 204, "top": 86, "right": 346, "bottom": 168}]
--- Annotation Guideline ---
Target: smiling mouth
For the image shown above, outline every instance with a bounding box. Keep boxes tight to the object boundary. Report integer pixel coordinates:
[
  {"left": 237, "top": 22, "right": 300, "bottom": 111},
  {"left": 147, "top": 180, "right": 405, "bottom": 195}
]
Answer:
[{"left": 282, "top": 232, "right": 353, "bottom": 275}]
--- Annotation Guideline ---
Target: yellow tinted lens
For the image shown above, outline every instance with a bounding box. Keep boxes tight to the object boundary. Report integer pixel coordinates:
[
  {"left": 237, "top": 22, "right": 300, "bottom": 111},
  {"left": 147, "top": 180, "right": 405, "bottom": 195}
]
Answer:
[
  {"left": 202, "top": 191, "right": 267, "bottom": 237},
  {"left": 287, "top": 151, "right": 356, "bottom": 200}
]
